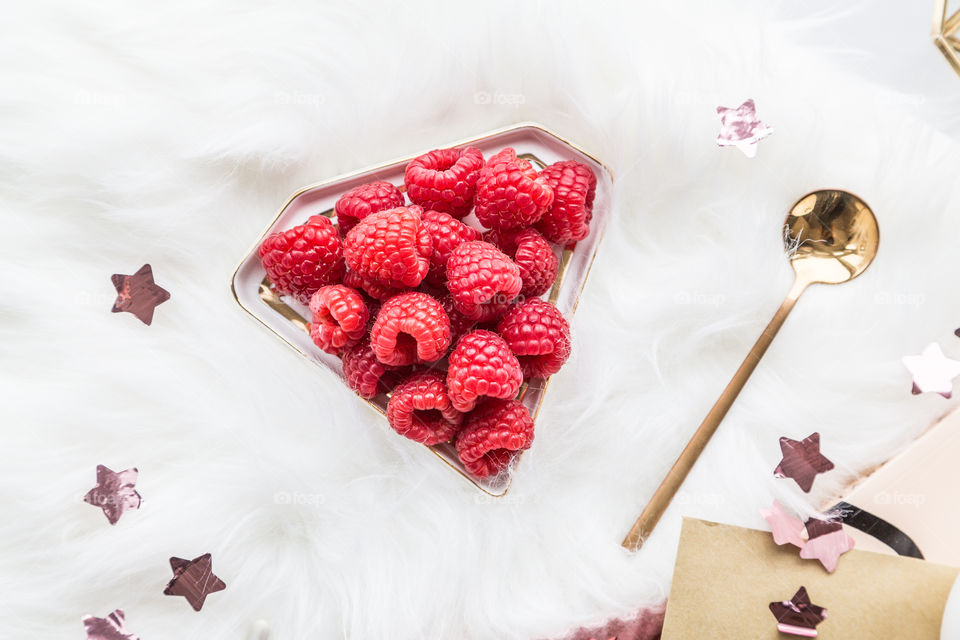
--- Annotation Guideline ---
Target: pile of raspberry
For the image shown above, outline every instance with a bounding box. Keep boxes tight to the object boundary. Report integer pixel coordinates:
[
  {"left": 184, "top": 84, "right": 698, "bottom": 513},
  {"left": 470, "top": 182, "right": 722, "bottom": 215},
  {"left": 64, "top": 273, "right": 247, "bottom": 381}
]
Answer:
[{"left": 258, "top": 146, "right": 597, "bottom": 479}]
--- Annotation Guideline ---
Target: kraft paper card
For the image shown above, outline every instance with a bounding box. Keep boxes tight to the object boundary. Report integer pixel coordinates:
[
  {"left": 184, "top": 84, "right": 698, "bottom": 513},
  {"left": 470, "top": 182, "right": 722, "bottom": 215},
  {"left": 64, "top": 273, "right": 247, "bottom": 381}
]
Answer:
[{"left": 661, "top": 518, "right": 958, "bottom": 639}]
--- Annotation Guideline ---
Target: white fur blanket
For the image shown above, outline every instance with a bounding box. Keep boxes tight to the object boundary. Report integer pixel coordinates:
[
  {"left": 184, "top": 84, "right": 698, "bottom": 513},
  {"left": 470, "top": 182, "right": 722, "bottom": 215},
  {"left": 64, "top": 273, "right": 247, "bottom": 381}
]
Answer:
[{"left": 2, "top": 1, "right": 959, "bottom": 638}]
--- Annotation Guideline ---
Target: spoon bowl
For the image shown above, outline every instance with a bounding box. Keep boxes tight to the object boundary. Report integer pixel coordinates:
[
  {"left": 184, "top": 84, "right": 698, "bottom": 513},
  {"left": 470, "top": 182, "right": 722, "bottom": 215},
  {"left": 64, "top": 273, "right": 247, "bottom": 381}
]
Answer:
[
  {"left": 623, "top": 189, "right": 879, "bottom": 550},
  {"left": 785, "top": 189, "right": 879, "bottom": 285}
]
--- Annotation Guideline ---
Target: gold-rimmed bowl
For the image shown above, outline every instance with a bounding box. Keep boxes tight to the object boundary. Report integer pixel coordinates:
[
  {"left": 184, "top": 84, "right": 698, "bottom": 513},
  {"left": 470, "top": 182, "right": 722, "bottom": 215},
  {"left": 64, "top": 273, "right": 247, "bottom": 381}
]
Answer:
[{"left": 230, "top": 122, "right": 613, "bottom": 496}]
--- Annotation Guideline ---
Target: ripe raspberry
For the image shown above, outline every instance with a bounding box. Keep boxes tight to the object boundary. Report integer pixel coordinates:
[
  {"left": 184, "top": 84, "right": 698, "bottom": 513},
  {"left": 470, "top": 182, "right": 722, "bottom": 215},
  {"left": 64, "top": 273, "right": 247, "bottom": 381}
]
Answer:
[
  {"left": 334, "top": 181, "right": 405, "bottom": 234},
  {"left": 455, "top": 399, "right": 534, "bottom": 478},
  {"left": 474, "top": 148, "right": 554, "bottom": 231},
  {"left": 386, "top": 372, "right": 463, "bottom": 445},
  {"left": 421, "top": 209, "right": 482, "bottom": 287},
  {"left": 341, "top": 338, "right": 396, "bottom": 399},
  {"left": 497, "top": 299, "right": 571, "bottom": 378},
  {"left": 483, "top": 228, "right": 559, "bottom": 298},
  {"left": 370, "top": 292, "right": 451, "bottom": 366},
  {"left": 404, "top": 147, "right": 484, "bottom": 219},
  {"left": 343, "top": 268, "right": 407, "bottom": 302},
  {"left": 536, "top": 160, "right": 597, "bottom": 245},
  {"left": 445, "top": 241, "right": 522, "bottom": 322},
  {"left": 258, "top": 215, "right": 344, "bottom": 304},
  {"left": 307, "top": 285, "right": 369, "bottom": 354},
  {"left": 343, "top": 206, "right": 431, "bottom": 288},
  {"left": 438, "top": 294, "right": 475, "bottom": 348},
  {"left": 446, "top": 330, "right": 523, "bottom": 412}
]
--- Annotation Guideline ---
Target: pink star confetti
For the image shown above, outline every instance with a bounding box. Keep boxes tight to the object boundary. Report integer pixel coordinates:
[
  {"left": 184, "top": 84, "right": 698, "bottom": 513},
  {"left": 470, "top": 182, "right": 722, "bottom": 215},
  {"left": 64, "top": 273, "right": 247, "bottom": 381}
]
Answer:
[
  {"left": 83, "top": 465, "right": 141, "bottom": 525},
  {"left": 760, "top": 500, "right": 805, "bottom": 547},
  {"left": 769, "top": 587, "right": 827, "bottom": 637},
  {"left": 774, "top": 432, "right": 834, "bottom": 493},
  {"left": 799, "top": 517, "right": 855, "bottom": 573},
  {"left": 902, "top": 342, "right": 960, "bottom": 398},
  {"left": 715, "top": 99, "right": 773, "bottom": 158},
  {"left": 163, "top": 553, "right": 226, "bottom": 611},
  {"left": 111, "top": 264, "right": 170, "bottom": 325},
  {"left": 82, "top": 609, "right": 139, "bottom": 640}
]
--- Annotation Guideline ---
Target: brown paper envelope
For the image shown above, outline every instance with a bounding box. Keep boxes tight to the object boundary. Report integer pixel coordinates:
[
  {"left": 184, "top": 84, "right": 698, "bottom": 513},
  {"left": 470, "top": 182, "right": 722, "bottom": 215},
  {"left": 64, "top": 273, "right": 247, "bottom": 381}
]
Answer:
[{"left": 661, "top": 518, "right": 959, "bottom": 639}]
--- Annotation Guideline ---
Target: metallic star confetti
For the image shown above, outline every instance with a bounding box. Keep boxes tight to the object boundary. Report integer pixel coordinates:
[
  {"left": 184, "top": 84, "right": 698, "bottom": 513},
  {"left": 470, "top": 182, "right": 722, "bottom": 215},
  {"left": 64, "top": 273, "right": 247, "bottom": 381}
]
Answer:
[
  {"left": 715, "top": 99, "right": 773, "bottom": 158},
  {"left": 902, "top": 342, "right": 960, "bottom": 398},
  {"left": 82, "top": 609, "right": 140, "bottom": 640},
  {"left": 774, "top": 432, "right": 834, "bottom": 493},
  {"left": 799, "top": 517, "right": 855, "bottom": 573},
  {"left": 769, "top": 587, "right": 827, "bottom": 637},
  {"left": 83, "top": 465, "right": 141, "bottom": 525},
  {"left": 760, "top": 500, "right": 805, "bottom": 548},
  {"left": 111, "top": 263, "right": 170, "bottom": 325},
  {"left": 163, "top": 553, "right": 226, "bottom": 611}
]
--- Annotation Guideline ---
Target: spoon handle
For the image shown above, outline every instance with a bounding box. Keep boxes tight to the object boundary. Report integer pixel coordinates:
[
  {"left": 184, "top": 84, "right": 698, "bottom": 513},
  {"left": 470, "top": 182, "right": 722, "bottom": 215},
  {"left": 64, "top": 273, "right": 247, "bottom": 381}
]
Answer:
[{"left": 622, "top": 277, "right": 809, "bottom": 550}]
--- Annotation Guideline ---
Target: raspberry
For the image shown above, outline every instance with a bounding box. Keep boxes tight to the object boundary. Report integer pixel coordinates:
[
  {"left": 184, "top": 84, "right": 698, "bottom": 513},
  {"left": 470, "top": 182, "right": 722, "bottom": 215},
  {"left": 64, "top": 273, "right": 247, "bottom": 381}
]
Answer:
[
  {"left": 445, "top": 241, "right": 522, "bottom": 322},
  {"left": 483, "top": 228, "right": 559, "bottom": 298},
  {"left": 307, "top": 285, "right": 369, "bottom": 354},
  {"left": 343, "top": 268, "right": 407, "bottom": 302},
  {"left": 370, "top": 292, "right": 451, "bottom": 366},
  {"left": 497, "top": 299, "right": 571, "bottom": 378},
  {"left": 258, "top": 215, "right": 344, "bottom": 304},
  {"left": 474, "top": 148, "right": 554, "bottom": 231},
  {"left": 334, "top": 181, "right": 405, "bottom": 234},
  {"left": 343, "top": 206, "right": 432, "bottom": 288},
  {"left": 421, "top": 209, "right": 482, "bottom": 287},
  {"left": 404, "top": 147, "right": 484, "bottom": 219},
  {"left": 438, "top": 294, "right": 475, "bottom": 348},
  {"left": 536, "top": 160, "right": 597, "bottom": 245},
  {"left": 341, "top": 338, "right": 396, "bottom": 399},
  {"left": 386, "top": 372, "right": 462, "bottom": 445},
  {"left": 446, "top": 330, "right": 523, "bottom": 412},
  {"left": 455, "top": 399, "right": 534, "bottom": 478}
]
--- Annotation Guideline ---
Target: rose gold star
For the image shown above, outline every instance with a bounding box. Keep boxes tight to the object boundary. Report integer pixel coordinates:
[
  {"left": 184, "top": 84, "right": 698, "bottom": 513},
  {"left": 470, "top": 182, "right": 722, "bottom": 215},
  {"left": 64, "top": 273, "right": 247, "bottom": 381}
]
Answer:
[
  {"left": 799, "top": 517, "right": 855, "bottom": 573},
  {"left": 769, "top": 587, "right": 826, "bottom": 637},
  {"left": 716, "top": 99, "right": 773, "bottom": 158},
  {"left": 903, "top": 343, "right": 960, "bottom": 398},
  {"left": 774, "top": 432, "right": 834, "bottom": 493},
  {"left": 82, "top": 609, "right": 139, "bottom": 640},
  {"left": 83, "top": 465, "right": 141, "bottom": 525},
  {"left": 111, "top": 264, "right": 170, "bottom": 325},
  {"left": 163, "top": 553, "right": 226, "bottom": 611}
]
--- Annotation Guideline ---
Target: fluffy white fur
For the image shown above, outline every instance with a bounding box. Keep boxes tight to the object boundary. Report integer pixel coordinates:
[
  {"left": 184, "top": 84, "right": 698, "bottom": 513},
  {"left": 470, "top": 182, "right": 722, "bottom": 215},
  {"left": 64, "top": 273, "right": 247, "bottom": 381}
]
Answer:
[{"left": 2, "top": 1, "right": 959, "bottom": 638}]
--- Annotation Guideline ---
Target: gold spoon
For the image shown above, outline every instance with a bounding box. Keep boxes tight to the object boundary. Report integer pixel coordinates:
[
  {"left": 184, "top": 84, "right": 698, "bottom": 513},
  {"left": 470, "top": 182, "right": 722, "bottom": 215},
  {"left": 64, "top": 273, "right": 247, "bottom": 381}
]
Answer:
[{"left": 622, "top": 189, "right": 879, "bottom": 550}]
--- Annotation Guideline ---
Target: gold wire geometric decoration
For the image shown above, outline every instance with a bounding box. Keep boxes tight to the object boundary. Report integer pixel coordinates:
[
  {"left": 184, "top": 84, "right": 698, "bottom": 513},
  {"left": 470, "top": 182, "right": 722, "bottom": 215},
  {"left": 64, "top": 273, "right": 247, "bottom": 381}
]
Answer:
[{"left": 934, "top": 0, "right": 960, "bottom": 76}]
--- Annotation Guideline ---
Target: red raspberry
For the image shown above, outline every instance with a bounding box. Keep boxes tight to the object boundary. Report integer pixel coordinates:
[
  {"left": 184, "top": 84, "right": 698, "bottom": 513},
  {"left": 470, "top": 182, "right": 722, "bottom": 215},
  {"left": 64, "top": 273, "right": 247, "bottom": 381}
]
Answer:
[
  {"left": 483, "top": 228, "right": 559, "bottom": 298},
  {"left": 343, "top": 268, "right": 407, "bottom": 302},
  {"left": 404, "top": 147, "right": 484, "bottom": 219},
  {"left": 446, "top": 330, "right": 523, "bottom": 412},
  {"left": 343, "top": 206, "right": 432, "bottom": 288},
  {"left": 536, "top": 161, "right": 597, "bottom": 245},
  {"left": 421, "top": 209, "right": 482, "bottom": 287},
  {"left": 341, "top": 338, "right": 396, "bottom": 399},
  {"left": 474, "top": 148, "right": 554, "bottom": 231},
  {"left": 307, "top": 285, "right": 369, "bottom": 354},
  {"left": 438, "top": 294, "right": 476, "bottom": 348},
  {"left": 445, "top": 241, "right": 522, "bottom": 322},
  {"left": 497, "top": 299, "right": 571, "bottom": 378},
  {"left": 455, "top": 399, "right": 534, "bottom": 478},
  {"left": 334, "top": 181, "right": 405, "bottom": 234},
  {"left": 370, "top": 292, "right": 451, "bottom": 366},
  {"left": 258, "top": 215, "right": 344, "bottom": 304},
  {"left": 386, "top": 372, "right": 463, "bottom": 445}
]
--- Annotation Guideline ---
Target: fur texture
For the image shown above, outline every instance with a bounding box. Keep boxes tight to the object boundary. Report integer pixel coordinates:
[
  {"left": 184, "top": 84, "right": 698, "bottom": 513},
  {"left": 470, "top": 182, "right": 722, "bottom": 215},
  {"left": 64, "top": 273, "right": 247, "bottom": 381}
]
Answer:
[{"left": 2, "top": 1, "right": 959, "bottom": 638}]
